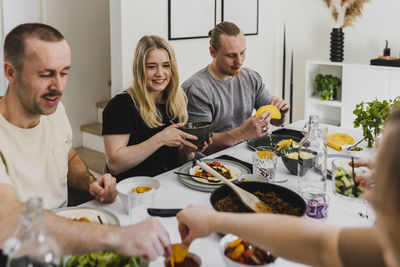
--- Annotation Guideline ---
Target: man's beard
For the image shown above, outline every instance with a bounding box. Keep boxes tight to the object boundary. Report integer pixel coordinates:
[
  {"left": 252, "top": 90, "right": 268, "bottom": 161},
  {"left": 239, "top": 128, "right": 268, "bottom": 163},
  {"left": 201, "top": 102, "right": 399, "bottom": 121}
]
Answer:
[{"left": 222, "top": 67, "right": 241, "bottom": 77}]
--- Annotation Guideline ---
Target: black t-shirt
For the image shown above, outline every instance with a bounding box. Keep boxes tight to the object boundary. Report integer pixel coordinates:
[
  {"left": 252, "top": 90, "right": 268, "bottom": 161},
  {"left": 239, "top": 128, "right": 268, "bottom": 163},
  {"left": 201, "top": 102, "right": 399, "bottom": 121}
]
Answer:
[{"left": 102, "top": 93, "right": 181, "bottom": 181}]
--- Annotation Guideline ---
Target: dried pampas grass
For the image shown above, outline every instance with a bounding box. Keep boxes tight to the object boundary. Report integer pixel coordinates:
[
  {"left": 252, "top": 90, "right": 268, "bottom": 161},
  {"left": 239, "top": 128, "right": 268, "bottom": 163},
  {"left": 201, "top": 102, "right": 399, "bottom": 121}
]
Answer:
[
  {"left": 323, "top": 0, "right": 370, "bottom": 28},
  {"left": 323, "top": 0, "right": 331, "bottom": 7}
]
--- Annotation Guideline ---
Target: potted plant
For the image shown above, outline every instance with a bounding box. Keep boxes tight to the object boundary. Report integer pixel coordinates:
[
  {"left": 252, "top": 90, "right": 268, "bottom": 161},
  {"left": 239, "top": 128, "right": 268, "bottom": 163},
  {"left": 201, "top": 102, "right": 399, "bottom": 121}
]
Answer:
[
  {"left": 314, "top": 74, "right": 341, "bottom": 101},
  {"left": 353, "top": 96, "right": 400, "bottom": 147}
]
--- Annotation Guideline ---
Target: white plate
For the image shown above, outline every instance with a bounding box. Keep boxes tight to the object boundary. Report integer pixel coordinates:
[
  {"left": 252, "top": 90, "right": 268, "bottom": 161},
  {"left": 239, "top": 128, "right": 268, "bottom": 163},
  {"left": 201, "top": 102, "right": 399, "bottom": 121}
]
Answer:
[
  {"left": 177, "top": 159, "right": 251, "bottom": 192},
  {"left": 189, "top": 164, "right": 241, "bottom": 185},
  {"left": 52, "top": 206, "right": 120, "bottom": 225}
]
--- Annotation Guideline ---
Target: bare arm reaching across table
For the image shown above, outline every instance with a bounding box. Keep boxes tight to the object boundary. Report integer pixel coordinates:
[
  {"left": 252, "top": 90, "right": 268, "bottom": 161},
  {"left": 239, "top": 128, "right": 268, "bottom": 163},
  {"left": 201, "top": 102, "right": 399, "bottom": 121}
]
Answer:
[{"left": 0, "top": 183, "right": 172, "bottom": 261}]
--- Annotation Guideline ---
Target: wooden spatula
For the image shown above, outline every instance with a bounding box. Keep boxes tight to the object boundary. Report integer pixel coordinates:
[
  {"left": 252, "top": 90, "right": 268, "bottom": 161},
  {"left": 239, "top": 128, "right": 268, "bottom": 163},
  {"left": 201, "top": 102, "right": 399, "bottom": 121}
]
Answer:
[{"left": 195, "top": 160, "right": 273, "bottom": 213}]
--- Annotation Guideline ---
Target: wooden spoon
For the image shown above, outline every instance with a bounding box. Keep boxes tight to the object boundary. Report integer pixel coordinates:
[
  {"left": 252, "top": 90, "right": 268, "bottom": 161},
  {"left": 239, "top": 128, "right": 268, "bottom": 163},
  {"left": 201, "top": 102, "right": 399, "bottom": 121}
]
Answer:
[{"left": 195, "top": 160, "right": 273, "bottom": 213}]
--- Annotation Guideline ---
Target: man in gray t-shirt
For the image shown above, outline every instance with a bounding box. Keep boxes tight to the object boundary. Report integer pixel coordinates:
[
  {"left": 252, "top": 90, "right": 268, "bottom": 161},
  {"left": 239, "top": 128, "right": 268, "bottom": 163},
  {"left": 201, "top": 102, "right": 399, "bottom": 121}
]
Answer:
[{"left": 182, "top": 22, "right": 289, "bottom": 153}]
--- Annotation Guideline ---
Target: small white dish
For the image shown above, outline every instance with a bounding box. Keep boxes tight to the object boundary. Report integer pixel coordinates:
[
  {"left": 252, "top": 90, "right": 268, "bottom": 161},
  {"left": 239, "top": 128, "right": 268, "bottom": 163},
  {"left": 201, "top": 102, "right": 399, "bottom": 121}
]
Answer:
[
  {"left": 116, "top": 177, "right": 160, "bottom": 213},
  {"left": 237, "top": 174, "right": 269, "bottom": 183}
]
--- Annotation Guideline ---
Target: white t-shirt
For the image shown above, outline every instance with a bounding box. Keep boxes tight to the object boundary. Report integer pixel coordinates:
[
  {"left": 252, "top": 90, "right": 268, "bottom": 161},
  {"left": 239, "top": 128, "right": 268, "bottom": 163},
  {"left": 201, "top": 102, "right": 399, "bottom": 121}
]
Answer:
[{"left": 0, "top": 103, "right": 72, "bottom": 209}]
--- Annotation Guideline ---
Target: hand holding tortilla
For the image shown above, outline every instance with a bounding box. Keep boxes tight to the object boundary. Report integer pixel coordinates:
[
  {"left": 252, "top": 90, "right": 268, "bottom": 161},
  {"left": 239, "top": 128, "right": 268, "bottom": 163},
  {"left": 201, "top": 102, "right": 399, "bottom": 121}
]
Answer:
[
  {"left": 256, "top": 105, "right": 281, "bottom": 119},
  {"left": 169, "top": 243, "right": 189, "bottom": 267}
]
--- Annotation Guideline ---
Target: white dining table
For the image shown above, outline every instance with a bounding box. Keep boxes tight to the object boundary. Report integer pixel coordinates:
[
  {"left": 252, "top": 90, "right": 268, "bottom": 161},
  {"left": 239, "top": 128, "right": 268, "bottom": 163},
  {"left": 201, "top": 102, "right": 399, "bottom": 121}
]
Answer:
[{"left": 84, "top": 120, "right": 376, "bottom": 267}]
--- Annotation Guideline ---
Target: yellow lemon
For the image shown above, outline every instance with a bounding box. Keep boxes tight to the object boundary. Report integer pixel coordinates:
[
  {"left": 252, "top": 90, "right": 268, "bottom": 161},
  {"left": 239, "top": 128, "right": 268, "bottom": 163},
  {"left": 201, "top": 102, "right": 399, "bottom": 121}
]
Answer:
[{"left": 256, "top": 105, "right": 281, "bottom": 119}]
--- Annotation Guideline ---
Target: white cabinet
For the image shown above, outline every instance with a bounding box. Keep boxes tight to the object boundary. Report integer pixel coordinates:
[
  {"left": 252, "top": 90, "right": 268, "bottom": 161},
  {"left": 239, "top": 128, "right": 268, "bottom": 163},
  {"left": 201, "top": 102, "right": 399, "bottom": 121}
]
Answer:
[{"left": 305, "top": 60, "right": 400, "bottom": 128}]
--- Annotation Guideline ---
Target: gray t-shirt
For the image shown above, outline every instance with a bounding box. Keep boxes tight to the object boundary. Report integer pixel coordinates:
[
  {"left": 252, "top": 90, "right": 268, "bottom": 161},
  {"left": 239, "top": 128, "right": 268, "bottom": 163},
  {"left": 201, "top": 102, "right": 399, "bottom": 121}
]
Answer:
[{"left": 182, "top": 66, "right": 272, "bottom": 133}]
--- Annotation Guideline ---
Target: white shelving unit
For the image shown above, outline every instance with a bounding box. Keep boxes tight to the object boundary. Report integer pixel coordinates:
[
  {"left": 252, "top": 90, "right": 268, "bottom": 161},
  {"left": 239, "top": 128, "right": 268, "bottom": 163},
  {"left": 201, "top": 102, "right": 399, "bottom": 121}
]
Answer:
[{"left": 305, "top": 60, "right": 400, "bottom": 128}]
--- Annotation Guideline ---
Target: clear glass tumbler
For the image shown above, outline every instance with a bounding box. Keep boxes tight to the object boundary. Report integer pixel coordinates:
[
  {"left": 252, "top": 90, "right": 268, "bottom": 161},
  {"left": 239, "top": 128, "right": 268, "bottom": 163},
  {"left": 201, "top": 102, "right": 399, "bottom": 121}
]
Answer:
[
  {"left": 252, "top": 146, "right": 281, "bottom": 182},
  {"left": 332, "top": 158, "right": 374, "bottom": 222}
]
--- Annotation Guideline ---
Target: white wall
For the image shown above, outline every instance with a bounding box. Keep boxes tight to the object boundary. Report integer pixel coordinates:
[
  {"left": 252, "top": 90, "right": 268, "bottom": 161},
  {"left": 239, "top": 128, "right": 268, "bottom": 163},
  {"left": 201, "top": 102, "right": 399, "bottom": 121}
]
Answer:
[
  {"left": 111, "top": 0, "right": 281, "bottom": 98},
  {"left": 280, "top": 0, "right": 400, "bottom": 121},
  {"left": 0, "top": 0, "right": 45, "bottom": 95},
  {"left": 112, "top": 0, "right": 400, "bottom": 123},
  {"left": 46, "top": 0, "right": 111, "bottom": 147}
]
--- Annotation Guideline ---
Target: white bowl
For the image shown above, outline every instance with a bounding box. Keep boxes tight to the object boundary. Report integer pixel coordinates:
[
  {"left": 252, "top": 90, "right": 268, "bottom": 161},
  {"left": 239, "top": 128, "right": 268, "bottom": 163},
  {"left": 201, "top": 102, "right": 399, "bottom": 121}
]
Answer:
[
  {"left": 237, "top": 174, "right": 269, "bottom": 183},
  {"left": 219, "top": 234, "right": 276, "bottom": 267},
  {"left": 116, "top": 177, "right": 160, "bottom": 213}
]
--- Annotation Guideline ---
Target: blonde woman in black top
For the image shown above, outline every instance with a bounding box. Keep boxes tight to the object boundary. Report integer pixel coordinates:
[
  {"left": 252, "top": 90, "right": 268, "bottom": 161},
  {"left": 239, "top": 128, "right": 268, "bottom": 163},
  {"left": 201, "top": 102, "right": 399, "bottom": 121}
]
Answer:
[{"left": 103, "top": 36, "right": 209, "bottom": 181}]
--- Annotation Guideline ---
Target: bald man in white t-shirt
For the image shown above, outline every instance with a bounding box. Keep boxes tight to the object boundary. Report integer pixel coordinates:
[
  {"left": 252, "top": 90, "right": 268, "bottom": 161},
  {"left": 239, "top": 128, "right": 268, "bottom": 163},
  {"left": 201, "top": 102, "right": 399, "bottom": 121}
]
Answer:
[{"left": 0, "top": 23, "right": 172, "bottom": 261}]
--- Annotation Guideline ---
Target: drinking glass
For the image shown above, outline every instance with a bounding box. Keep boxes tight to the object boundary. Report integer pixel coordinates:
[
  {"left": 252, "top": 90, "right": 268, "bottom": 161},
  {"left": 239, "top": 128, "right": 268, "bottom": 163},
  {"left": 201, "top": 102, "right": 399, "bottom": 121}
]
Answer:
[
  {"left": 304, "top": 195, "right": 330, "bottom": 220},
  {"left": 252, "top": 146, "right": 282, "bottom": 182},
  {"left": 128, "top": 189, "right": 155, "bottom": 224},
  {"left": 332, "top": 159, "right": 374, "bottom": 222}
]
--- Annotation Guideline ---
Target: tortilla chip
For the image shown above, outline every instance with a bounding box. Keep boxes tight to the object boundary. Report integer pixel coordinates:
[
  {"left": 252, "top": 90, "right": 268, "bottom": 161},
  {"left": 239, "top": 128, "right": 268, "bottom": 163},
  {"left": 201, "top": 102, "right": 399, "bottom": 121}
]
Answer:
[
  {"left": 171, "top": 243, "right": 189, "bottom": 263},
  {"left": 327, "top": 133, "right": 354, "bottom": 151},
  {"left": 256, "top": 105, "right": 281, "bottom": 119}
]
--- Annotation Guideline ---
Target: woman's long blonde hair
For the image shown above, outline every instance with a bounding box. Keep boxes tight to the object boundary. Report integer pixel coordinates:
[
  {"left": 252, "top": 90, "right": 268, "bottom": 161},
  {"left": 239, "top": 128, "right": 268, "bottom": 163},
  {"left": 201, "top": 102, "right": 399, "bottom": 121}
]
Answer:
[{"left": 126, "top": 35, "right": 188, "bottom": 128}]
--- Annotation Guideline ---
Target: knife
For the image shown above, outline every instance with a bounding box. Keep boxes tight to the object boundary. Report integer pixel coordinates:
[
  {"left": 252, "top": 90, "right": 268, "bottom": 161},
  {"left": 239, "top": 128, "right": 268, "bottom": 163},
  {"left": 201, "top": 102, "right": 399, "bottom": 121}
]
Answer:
[{"left": 147, "top": 208, "right": 182, "bottom": 217}]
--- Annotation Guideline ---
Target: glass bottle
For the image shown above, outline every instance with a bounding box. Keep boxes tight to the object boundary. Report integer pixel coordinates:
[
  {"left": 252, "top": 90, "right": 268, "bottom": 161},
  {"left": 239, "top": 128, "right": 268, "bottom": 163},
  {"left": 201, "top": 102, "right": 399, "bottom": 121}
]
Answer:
[
  {"left": 3, "top": 197, "right": 60, "bottom": 267},
  {"left": 298, "top": 115, "right": 327, "bottom": 199}
]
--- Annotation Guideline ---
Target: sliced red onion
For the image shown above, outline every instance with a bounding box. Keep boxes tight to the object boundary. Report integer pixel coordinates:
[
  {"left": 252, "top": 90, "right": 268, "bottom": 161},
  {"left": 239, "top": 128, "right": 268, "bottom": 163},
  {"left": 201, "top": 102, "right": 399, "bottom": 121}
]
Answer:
[{"left": 306, "top": 196, "right": 329, "bottom": 219}]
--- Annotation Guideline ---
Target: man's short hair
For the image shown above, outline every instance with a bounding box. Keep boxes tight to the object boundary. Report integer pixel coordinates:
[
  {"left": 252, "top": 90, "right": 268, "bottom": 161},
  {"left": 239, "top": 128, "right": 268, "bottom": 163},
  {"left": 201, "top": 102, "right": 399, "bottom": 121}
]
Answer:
[
  {"left": 208, "top": 21, "right": 241, "bottom": 51},
  {"left": 4, "top": 23, "right": 64, "bottom": 70}
]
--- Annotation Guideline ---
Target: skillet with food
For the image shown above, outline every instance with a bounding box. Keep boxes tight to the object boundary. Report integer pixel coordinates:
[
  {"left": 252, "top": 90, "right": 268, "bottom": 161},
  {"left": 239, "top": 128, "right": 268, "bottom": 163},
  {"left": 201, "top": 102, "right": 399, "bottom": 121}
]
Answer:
[{"left": 210, "top": 181, "right": 306, "bottom": 216}]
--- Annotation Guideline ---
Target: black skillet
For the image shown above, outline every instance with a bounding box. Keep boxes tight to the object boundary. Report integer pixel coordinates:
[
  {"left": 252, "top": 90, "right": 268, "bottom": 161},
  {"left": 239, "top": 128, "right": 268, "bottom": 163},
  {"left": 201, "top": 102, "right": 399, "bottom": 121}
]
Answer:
[{"left": 210, "top": 181, "right": 306, "bottom": 216}]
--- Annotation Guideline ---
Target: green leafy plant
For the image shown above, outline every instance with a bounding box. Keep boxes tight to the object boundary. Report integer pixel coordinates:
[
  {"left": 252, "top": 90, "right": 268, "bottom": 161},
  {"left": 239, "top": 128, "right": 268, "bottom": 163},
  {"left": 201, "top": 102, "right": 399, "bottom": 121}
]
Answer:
[
  {"left": 314, "top": 74, "right": 341, "bottom": 101},
  {"left": 353, "top": 96, "right": 400, "bottom": 147}
]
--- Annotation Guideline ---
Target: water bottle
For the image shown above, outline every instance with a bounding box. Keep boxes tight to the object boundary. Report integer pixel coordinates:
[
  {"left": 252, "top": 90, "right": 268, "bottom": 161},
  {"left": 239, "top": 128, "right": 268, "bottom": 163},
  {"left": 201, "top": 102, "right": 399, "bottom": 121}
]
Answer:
[
  {"left": 3, "top": 197, "right": 60, "bottom": 267},
  {"left": 298, "top": 115, "right": 327, "bottom": 199}
]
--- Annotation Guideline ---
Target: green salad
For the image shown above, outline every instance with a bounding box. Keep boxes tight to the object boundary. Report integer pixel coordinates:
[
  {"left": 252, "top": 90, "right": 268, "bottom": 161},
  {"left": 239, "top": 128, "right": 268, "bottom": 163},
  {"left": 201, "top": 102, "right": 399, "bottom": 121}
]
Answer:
[
  {"left": 334, "top": 167, "right": 365, "bottom": 198},
  {"left": 64, "top": 251, "right": 147, "bottom": 267}
]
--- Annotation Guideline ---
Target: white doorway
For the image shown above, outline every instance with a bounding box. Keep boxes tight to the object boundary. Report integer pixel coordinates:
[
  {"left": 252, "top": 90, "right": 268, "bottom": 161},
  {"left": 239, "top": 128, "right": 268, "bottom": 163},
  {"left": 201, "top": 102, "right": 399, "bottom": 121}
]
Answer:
[{"left": 0, "top": 0, "right": 46, "bottom": 95}]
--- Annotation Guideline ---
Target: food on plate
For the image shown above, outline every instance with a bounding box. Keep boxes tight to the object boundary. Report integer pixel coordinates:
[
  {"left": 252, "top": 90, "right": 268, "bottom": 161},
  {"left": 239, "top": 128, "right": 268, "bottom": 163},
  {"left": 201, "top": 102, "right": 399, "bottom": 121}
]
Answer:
[
  {"left": 131, "top": 186, "right": 152, "bottom": 194},
  {"left": 55, "top": 209, "right": 109, "bottom": 224},
  {"left": 215, "top": 191, "right": 301, "bottom": 216},
  {"left": 284, "top": 151, "right": 315, "bottom": 160},
  {"left": 194, "top": 161, "right": 232, "bottom": 179},
  {"left": 64, "top": 251, "right": 146, "bottom": 267},
  {"left": 74, "top": 217, "right": 90, "bottom": 222},
  {"left": 274, "top": 139, "right": 299, "bottom": 152},
  {"left": 348, "top": 146, "right": 363, "bottom": 151},
  {"left": 256, "top": 105, "right": 281, "bottom": 119},
  {"left": 327, "top": 133, "right": 354, "bottom": 151},
  {"left": 334, "top": 167, "right": 365, "bottom": 198},
  {"left": 188, "top": 161, "right": 241, "bottom": 184},
  {"left": 224, "top": 238, "right": 276, "bottom": 265}
]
